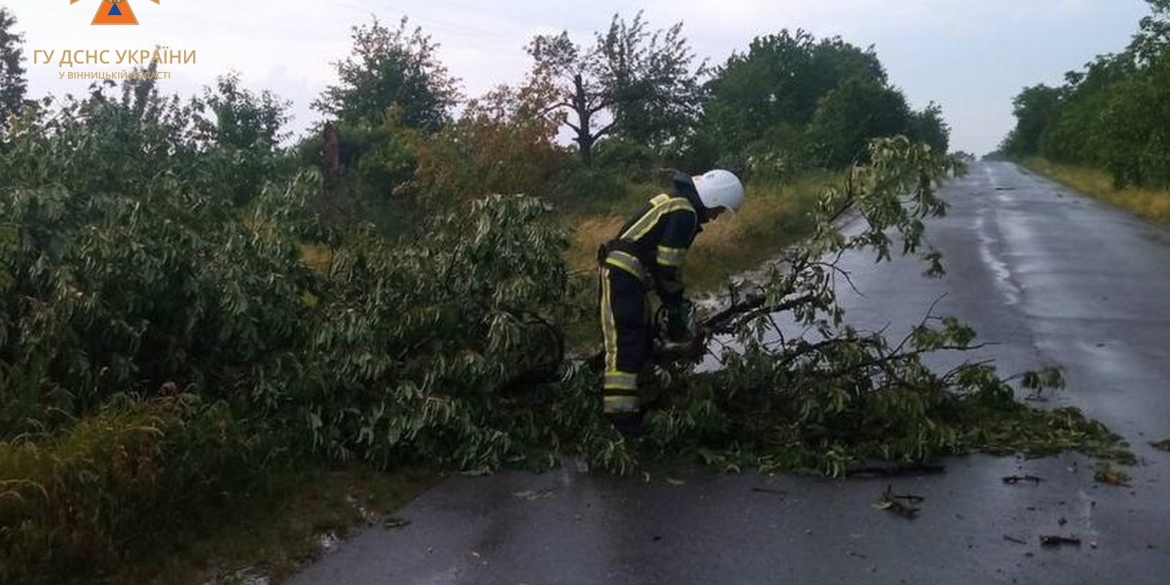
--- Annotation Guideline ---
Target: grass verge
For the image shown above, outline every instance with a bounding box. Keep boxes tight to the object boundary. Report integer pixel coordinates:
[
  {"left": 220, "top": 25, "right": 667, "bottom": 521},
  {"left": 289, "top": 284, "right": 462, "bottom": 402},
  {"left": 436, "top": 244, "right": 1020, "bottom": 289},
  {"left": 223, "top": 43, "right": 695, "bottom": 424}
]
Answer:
[
  {"left": 1022, "top": 158, "right": 1170, "bottom": 224},
  {"left": 0, "top": 393, "right": 440, "bottom": 585},
  {"left": 114, "top": 465, "right": 438, "bottom": 585}
]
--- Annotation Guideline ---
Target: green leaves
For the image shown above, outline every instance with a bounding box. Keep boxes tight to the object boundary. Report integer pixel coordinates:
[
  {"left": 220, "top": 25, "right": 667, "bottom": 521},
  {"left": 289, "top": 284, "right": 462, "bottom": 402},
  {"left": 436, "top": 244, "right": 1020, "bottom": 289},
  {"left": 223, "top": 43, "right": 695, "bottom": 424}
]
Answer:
[
  {"left": 1000, "top": 8, "right": 1170, "bottom": 188},
  {"left": 314, "top": 16, "right": 461, "bottom": 132},
  {"left": 638, "top": 137, "right": 1128, "bottom": 476}
]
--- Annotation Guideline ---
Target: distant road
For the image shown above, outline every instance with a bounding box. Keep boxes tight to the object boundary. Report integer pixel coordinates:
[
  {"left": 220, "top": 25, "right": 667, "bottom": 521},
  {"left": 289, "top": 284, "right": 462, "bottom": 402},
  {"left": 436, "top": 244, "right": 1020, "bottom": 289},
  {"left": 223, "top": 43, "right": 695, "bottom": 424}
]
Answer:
[{"left": 287, "top": 162, "right": 1170, "bottom": 585}]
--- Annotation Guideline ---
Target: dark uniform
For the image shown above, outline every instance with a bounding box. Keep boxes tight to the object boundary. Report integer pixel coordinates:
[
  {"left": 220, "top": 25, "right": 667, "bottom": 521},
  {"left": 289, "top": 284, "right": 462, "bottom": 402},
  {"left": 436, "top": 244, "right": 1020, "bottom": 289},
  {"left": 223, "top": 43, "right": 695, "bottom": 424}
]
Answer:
[{"left": 598, "top": 172, "right": 708, "bottom": 415}]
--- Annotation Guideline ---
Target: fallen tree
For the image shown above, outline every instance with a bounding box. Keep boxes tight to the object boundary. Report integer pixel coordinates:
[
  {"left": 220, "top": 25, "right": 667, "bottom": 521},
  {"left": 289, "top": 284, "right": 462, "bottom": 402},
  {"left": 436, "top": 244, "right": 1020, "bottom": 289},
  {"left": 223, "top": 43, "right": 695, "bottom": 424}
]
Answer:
[
  {"left": 563, "top": 136, "right": 1129, "bottom": 475},
  {"left": 1, "top": 101, "right": 1132, "bottom": 581}
]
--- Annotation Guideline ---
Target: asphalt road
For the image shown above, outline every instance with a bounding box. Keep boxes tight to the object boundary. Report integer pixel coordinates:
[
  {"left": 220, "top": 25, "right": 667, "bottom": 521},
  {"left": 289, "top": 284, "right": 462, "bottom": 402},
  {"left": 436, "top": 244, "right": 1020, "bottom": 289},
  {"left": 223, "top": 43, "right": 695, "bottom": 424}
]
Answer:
[{"left": 287, "top": 162, "right": 1170, "bottom": 585}]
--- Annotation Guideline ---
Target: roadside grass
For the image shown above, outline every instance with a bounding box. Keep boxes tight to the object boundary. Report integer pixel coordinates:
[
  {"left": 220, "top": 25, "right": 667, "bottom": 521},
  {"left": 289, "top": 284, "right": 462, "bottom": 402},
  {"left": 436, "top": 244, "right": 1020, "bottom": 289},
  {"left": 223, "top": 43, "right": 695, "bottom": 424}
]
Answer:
[
  {"left": 0, "top": 392, "right": 440, "bottom": 585},
  {"left": 1022, "top": 158, "right": 1170, "bottom": 224},
  {"left": 110, "top": 464, "right": 439, "bottom": 585}
]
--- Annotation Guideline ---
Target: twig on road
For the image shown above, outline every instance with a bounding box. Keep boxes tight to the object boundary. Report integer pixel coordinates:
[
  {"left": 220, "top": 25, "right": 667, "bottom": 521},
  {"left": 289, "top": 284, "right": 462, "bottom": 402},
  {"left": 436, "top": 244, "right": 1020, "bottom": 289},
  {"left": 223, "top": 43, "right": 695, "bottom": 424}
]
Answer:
[{"left": 1002, "top": 474, "right": 1045, "bottom": 485}]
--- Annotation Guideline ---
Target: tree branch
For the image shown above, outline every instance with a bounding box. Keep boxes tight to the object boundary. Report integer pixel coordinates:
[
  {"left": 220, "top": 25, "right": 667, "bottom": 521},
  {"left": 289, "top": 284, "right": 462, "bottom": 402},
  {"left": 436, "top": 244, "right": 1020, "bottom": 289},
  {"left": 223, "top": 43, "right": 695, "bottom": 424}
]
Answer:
[{"left": 594, "top": 121, "right": 617, "bottom": 139}]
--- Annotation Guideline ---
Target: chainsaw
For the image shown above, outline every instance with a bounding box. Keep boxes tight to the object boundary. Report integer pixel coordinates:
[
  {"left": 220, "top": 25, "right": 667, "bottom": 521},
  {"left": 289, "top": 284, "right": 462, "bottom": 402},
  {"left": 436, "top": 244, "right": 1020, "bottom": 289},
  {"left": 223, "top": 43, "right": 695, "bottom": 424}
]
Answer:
[{"left": 650, "top": 299, "right": 707, "bottom": 365}]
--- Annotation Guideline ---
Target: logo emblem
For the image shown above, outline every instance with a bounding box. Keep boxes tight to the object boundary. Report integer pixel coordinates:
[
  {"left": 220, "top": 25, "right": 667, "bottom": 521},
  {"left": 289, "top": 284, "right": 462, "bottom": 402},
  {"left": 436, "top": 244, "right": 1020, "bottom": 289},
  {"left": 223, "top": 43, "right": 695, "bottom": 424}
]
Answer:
[{"left": 71, "top": 0, "right": 161, "bottom": 26}]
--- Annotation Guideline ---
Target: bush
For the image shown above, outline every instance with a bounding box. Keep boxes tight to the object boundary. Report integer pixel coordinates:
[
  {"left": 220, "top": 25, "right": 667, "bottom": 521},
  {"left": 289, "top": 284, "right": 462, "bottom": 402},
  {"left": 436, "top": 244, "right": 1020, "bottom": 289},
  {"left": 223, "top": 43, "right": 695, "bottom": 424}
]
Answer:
[{"left": 593, "top": 137, "right": 661, "bottom": 181}]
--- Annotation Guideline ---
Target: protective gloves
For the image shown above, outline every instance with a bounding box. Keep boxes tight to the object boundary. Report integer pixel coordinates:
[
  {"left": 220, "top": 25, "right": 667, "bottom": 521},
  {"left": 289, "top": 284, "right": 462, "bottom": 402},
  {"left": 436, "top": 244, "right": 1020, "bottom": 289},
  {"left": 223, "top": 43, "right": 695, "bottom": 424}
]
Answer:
[{"left": 665, "top": 300, "right": 694, "bottom": 343}]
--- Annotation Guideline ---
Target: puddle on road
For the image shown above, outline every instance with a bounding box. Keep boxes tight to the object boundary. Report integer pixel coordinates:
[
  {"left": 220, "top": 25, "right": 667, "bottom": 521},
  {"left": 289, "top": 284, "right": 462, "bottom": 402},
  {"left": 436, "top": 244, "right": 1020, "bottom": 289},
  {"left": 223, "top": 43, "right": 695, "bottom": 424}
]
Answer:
[{"left": 975, "top": 211, "right": 1022, "bottom": 306}]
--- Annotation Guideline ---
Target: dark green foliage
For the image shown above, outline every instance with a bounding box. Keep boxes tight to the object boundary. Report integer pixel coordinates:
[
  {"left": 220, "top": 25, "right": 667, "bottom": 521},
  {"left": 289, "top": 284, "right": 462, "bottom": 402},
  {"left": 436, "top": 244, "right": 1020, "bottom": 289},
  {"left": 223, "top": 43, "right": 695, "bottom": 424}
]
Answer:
[
  {"left": 192, "top": 72, "right": 294, "bottom": 206},
  {"left": 999, "top": 84, "right": 1062, "bottom": 159},
  {"left": 999, "top": 0, "right": 1170, "bottom": 187},
  {"left": 525, "top": 11, "right": 704, "bottom": 165},
  {"left": 595, "top": 11, "right": 704, "bottom": 150},
  {"left": 286, "top": 193, "right": 591, "bottom": 471},
  {"left": 0, "top": 76, "right": 310, "bottom": 436},
  {"left": 695, "top": 29, "right": 949, "bottom": 178},
  {"left": 313, "top": 15, "right": 461, "bottom": 132},
  {"left": 805, "top": 77, "right": 914, "bottom": 167},
  {"left": 703, "top": 30, "right": 888, "bottom": 146},
  {"left": 910, "top": 102, "right": 952, "bottom": 155},
  {"left": 0, "top": 7, "right": 26, "bottom": 131}
]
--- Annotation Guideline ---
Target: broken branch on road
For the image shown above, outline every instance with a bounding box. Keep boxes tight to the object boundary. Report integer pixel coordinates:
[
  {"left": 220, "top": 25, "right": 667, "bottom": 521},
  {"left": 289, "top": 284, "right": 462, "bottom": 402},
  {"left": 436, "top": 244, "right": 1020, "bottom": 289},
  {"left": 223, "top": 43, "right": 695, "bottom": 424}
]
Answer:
[
  {"left": 872, "top": 485, "right": 924, "bottom": 519},
  {"left": 1040, "top": 535, "right": 1082, "bottom": 547},
  {"left": 1002, "top": 474, "right": 1045, "bottom": 485}
]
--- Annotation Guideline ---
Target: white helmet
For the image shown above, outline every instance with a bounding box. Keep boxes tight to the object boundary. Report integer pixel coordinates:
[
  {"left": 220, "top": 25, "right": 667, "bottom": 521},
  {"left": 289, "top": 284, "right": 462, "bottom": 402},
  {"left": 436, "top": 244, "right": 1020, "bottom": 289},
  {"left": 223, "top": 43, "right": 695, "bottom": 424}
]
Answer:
[{"left": 693, "top": 169, "right": 744, "bottom": 213}]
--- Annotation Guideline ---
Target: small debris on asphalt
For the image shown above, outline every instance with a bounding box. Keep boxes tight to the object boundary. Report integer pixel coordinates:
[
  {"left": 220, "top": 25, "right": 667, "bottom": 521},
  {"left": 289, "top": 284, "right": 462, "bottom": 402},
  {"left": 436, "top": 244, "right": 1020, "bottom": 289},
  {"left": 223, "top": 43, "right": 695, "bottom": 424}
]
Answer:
[
  {"left": 872, "top": 485, "right": 923, "bottom": 519},
  {"left": 1093, "top": 467, "right": 1131, "bottom": 487},
  {"left": 846, "top": 463, "right": 945, "bottom": 478},
  {"left": 512, "top": 489, "right": 554, "bottom": 501},
  {"left": 1003, "top": 535, "right": 1027, "bottom": 545},
  {"left": 1150, "top": 439, "right": 1170, "bottom": 452},
  {"left": 666, "top": 478, "right": 685, "bottom": 486},
  {"left": 319, "top": 532, "right": 340, "bottom": 553},
  {"left": 1040, "top": 535, "right": 1082, "bottom": 547},
  {"left": 1002, "top": 474, "right": 1044, "bottom": 485},
  {"left": 1058, "top": 517, "right": 1067, "bottom": 526},
  {"left": 383, "top": 517, "right": 411, "bottom": 529},
  {"left": 750, "top": 487, "right": 787, "bottom": 496}
]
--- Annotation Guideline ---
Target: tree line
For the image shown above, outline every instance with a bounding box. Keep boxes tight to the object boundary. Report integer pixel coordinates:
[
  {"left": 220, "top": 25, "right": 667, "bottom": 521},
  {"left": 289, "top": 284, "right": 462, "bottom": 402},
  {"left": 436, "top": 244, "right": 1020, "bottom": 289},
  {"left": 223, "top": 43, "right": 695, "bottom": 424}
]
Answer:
[
  {"left": 996, "top": 0, "right": 1170, "bottom": 188},
  {"left": 302, "top": 13, "right": 951, "bottom": 210},
  {"left": 1, "top": 9, "right": 953, "bottom": 224}
]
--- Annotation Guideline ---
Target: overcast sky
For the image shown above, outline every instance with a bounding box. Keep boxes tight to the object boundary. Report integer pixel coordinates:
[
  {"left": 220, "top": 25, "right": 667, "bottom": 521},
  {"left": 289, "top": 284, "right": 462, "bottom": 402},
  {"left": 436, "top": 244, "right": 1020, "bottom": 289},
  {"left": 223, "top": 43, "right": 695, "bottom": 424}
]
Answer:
[{"left": 4, "top": 0, "right": 1156, "bottom": 155}]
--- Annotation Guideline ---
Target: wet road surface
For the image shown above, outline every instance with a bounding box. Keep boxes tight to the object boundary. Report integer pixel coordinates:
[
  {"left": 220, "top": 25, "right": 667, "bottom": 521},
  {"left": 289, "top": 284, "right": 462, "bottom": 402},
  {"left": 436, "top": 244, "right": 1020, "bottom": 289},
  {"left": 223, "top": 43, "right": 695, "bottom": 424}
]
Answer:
[{"left": 287, "top": 162, "right": 1170, "bottom": 585}]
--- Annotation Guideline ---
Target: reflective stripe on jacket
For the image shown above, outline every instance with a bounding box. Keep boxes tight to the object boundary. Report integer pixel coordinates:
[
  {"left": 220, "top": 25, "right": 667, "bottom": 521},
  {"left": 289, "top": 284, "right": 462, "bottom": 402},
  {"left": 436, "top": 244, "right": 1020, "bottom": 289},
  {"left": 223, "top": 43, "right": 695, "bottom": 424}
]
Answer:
[{"left": 601, "top": 193, "right": 699, "bottom": 307}]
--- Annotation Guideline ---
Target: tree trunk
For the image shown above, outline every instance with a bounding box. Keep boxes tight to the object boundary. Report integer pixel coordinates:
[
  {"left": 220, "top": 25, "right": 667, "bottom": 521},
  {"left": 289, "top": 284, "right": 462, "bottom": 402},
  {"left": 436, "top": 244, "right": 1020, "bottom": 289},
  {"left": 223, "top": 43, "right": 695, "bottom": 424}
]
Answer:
[
  {"left": 572, "top": 73, "right": 595, "bottom": 166},
  {"left": 323, "top": 121, "right": 341, "bottom": 193}
]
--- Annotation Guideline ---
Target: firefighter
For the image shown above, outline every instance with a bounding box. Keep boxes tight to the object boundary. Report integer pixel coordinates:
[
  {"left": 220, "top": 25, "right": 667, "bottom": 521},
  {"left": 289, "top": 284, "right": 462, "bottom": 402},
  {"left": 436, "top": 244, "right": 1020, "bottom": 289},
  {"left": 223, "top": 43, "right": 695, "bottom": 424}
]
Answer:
[{"left": 598, "top": 168, "right": 744, "bottom": 434}]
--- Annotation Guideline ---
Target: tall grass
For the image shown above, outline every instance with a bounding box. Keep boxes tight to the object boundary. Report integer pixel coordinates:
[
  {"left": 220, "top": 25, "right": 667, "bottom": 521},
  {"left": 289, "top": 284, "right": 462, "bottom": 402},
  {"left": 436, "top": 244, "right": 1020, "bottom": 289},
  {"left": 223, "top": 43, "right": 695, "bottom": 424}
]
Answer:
[
  {"left": 1023, "top": 158, "right": 1170, "bottom": 224},
  {"left": 0, "top": 394, "right": 279, "bottom": 585}
]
